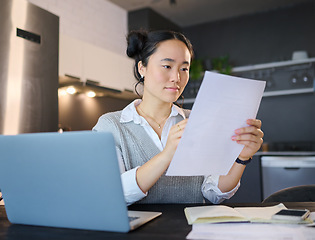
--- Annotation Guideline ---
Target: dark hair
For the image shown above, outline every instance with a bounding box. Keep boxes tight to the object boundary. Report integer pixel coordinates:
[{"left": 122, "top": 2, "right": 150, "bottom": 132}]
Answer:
[{"left": 126, "top": 30, "right": 194, "bottom": 95}]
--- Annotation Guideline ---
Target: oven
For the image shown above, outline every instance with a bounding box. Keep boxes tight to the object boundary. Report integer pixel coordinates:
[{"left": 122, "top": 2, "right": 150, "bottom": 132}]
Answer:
[{"left": 261, "top": 154, "right": 315, "bottom": 199}]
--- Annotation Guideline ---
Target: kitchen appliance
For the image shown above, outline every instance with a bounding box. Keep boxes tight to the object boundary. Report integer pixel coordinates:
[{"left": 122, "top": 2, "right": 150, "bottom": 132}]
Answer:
[
  {"left": 261, "top": 154, "right": 315, "bottom": 199},
  {"left": 0, "top": 0, "right": 59, "bottom": 135},
  {"left": 258, "top": 140, "right": 315, "bottom": 201}
]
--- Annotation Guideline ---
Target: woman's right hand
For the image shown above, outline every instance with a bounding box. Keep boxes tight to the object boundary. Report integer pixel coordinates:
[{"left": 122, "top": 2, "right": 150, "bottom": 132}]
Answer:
[
  {"left": 163, "top": 119, "right": 188, "bottom": 160},
  {"left": 136, "top": 118, "right": 188, "bottom": 193}
]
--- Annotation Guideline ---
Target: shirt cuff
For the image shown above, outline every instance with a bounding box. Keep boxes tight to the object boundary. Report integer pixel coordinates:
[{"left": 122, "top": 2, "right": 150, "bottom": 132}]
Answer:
[
  {"left": 121, "top": 166, "right": 147, "bottom": 205},
  {"left": 201, "top": 175, "right": 240, "bottom": 204}
]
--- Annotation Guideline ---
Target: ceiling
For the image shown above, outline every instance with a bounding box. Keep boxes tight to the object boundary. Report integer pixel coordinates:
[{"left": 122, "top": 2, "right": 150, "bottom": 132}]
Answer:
[{"left": 107, "top": 0, "right": 312, "bottom": 27}]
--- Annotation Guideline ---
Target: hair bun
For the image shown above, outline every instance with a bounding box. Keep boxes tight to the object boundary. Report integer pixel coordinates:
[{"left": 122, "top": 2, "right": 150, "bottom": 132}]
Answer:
[{"left": 126, "top": 30, "right": 147, "bottom": 58}]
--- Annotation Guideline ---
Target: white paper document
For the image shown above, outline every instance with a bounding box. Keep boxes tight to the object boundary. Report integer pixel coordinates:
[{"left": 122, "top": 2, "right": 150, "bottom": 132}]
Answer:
[
  {"left": 186, "top": 223, "right": 315, "bottom": 240},
  {"left": 166, "top": 71, "right": 266, "bottom": 176}
]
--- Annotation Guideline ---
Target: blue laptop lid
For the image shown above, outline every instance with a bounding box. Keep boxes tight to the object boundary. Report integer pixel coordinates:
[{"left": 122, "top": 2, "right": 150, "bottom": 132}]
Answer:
[{"left": 0, "top": 131, "right": 130, "bottom": 232}]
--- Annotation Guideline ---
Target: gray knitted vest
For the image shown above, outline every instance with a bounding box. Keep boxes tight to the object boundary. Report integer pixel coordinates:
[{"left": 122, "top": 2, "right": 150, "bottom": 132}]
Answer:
[{"left": 93, "top": 110, "right": 204, "bottom": 204}]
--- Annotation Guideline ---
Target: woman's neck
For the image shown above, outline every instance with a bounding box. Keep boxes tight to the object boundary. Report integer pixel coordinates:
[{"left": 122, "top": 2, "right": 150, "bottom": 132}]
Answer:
[{"left": 138, "top": 99, "right": 172, "bottom": 121}]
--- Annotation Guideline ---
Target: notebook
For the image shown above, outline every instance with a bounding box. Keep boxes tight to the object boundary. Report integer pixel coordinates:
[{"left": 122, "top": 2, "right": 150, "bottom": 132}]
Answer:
[{"left": 0, "top": 131, "right": 161, "bottom": 232}]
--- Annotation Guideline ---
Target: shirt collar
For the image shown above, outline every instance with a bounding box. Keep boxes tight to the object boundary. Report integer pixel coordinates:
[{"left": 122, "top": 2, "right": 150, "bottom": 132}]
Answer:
[{"left": 120, "top": 99, "right": 186, "bottom": 124}]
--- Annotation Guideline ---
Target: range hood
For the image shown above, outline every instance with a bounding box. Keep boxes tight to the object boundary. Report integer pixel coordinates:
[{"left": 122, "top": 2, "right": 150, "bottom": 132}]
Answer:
[{"left": 59, "top": 75, "right": 138, "bottom": 100}]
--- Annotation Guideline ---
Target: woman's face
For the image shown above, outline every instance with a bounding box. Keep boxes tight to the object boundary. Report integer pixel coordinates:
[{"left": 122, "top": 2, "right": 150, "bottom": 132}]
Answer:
[{"left": 139, "top": 39, "right": 191, "bottom": 104}]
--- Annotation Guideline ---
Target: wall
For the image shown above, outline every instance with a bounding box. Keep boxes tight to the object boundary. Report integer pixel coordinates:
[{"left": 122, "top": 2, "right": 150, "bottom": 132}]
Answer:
[
  {"left": 183, "top": 1, "right": 315, "bottom": 145},
  {"left": 257, "top": 93, "right": 315, "bottom": 143},
  {"left": 184, "top": 1, "right": 315, "bottom": 66}
]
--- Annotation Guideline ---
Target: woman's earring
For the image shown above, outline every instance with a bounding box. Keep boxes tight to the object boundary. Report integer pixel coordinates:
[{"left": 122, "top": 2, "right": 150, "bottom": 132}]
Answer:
[{"left": 140, "top": 75, "right": 144, "bottom": 82}]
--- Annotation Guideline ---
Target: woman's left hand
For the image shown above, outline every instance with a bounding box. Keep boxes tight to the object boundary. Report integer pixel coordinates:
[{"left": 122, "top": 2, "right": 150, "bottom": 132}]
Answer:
[{"left": 232, "top": 119, "right": 264, "bottom": 160}]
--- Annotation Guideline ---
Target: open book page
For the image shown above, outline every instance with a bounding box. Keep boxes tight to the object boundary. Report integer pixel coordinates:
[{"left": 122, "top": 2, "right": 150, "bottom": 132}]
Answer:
[
  {"left": 185, "top": 204, "right": 287, "bottom": 224},
  {"left": 185, "top": 205, "right": 248, "bottom": 224},
  {"left": 236, "top": 205, "right": 313, "bottom": 224},
  {"left": 234, "top": 203, "right": 286, "bottom": 222},
  {"left": 185, "top": 204, "right": 313, "bottom": 225}
]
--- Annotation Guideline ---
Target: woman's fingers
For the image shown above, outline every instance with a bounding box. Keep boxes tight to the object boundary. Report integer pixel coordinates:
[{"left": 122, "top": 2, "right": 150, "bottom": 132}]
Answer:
[
  {"left": 232, "top": 128, "right": 264, "bottom": 141},
  {"left": 164, "top": 119, "right": 188, "bottom": 155},
  {"left": 171, "top": 119, "right": 188, "bottom": 135},
  {"left": 176, "top": 119, "right": 188, "bottom": 129},
  {"left": 232, "top": 133, "right": 258, "bottom": 142},
  {"left": 235, "top": 126, "right": 263, "bottom": 137},
  {"left": 174, "top": 119, "right": 189, "bottom": 145},
  {"left": 233, "top": 119, "right": 264, "bottom": 159},
  {"left": 246, "top": 119, "right": 262, "bottom": 128},
  {"left": 235, "top": 138, "right": 264, "bottom": 147}
]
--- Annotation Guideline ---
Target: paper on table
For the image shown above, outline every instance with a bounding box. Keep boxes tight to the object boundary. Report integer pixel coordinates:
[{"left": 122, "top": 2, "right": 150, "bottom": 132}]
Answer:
[
  {"left": 186, "top": 223, "right": 309, "bottom": 240},
  {"left": 166, "top": 71, "right": 266, "bottom": 176}
]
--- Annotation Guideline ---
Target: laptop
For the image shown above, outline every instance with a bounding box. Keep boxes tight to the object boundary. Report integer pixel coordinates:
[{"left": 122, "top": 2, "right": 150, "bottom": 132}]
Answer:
[{"left": 0, "top": 131, "right": 161, "bottom": 232}]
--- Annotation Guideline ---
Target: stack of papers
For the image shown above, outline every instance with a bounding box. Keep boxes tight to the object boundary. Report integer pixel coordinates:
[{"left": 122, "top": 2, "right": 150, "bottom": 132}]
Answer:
[{"left": 186, "top": 223, "right": 315, "bottom": 240}]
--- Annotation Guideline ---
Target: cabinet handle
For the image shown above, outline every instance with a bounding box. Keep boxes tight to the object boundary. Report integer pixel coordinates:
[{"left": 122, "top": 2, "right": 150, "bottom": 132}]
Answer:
[{"left": 284, "top": 167, "right": 300, "bottom": 170}]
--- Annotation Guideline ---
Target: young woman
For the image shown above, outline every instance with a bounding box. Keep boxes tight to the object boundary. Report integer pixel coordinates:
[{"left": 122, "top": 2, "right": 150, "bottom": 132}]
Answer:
[{"left": 93, "top": 30, "right": 264, "bottom": 205}]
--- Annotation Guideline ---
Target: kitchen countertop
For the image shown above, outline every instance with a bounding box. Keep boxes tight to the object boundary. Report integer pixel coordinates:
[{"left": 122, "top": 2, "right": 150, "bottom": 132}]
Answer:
[{"left": 255, "top": 151, "right": 315, "bottom": 156}]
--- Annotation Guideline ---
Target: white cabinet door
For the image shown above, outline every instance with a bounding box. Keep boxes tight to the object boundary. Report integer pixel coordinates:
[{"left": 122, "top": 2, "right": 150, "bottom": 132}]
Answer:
[
  {"left": 59, "top": 34, "right": 84, "bottom": 79},
  {"left": 83, "top": 42, "right": 134, "bottom": 91},
  {"left": 59, "top": 34, "right": 135, "bottom": 92}
]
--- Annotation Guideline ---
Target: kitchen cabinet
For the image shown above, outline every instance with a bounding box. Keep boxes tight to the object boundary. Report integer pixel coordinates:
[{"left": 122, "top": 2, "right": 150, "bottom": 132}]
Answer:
[
  {"left": 232, "top": 58, "right": 315, "bottom": 97},
  {"left": 59, "top": 34, "right": 84, "bottom": 80},
  {"left": 83, "top": 41, "right": 134, "bottom": 91},
  {"left": 182, "top": 58, "right": 315, "bottom": 106},
  {"left": 59, "top": 34, "right": 134, "bottom": 92}
]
